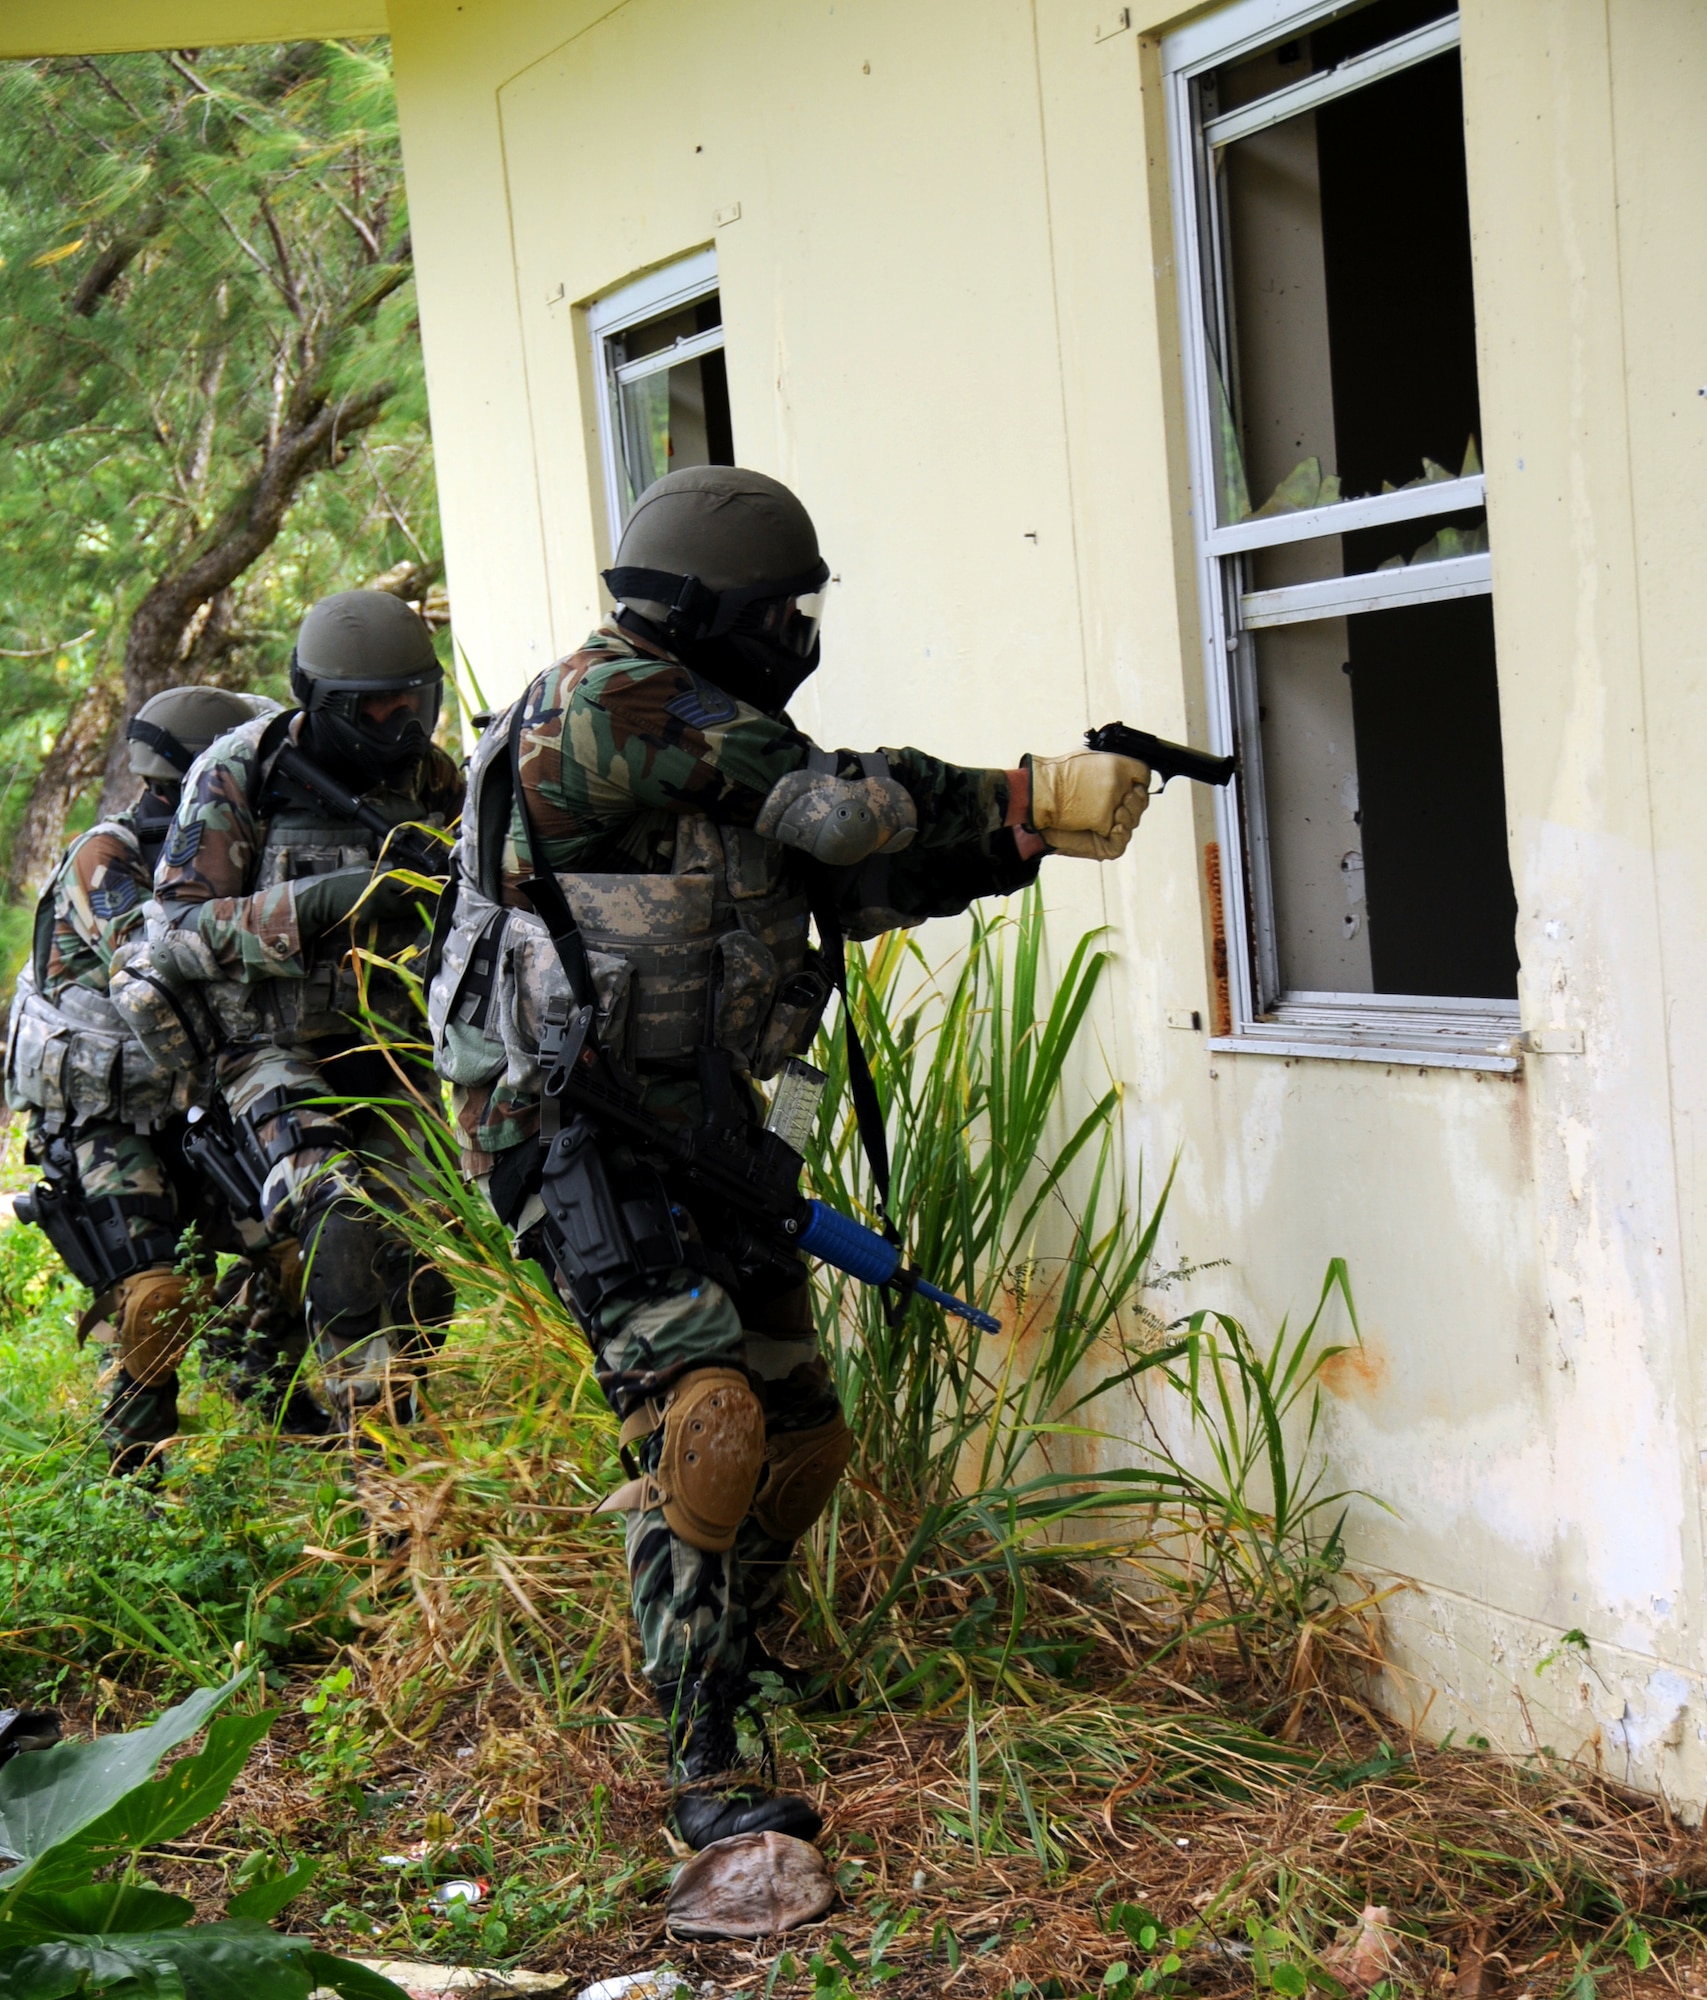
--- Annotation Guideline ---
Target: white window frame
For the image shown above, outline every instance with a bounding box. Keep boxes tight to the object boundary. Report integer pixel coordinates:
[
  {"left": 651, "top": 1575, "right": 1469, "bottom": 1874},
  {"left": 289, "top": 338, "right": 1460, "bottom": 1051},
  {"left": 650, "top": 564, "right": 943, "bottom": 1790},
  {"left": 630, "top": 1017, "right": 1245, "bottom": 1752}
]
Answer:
[
  {"left": 587, "top": 247, "right": 722, "bottom": 555},
  {"left": 1161, "top": 0, "right": 1519, "bottom": 1072}
]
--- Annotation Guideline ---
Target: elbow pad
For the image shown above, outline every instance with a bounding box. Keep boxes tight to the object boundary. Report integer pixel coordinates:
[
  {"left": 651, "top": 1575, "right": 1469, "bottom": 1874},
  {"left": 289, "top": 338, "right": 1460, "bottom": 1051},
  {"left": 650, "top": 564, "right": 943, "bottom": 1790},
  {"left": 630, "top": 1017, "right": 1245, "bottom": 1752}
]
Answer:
[
  {"left": 142, "top": 904, "right": 223, "bottom": 983},
  {"left": 755, "top": 750, "right": 918, "bottom": 867}
]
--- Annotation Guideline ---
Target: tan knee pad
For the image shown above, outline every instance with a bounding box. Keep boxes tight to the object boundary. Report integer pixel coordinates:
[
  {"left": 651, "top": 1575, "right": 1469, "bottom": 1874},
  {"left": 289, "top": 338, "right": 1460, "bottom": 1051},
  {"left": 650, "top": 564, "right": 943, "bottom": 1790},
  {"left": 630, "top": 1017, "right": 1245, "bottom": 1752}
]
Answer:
[
  {"left": 598, "top": 1367, "right": 765, "bottom": 1553},
  {"left": 751, "top": 1413, "right": 853, "bottom": 1543},
  {"left": 113, "top": 1269, "right": 198, "bottom": 1386}
]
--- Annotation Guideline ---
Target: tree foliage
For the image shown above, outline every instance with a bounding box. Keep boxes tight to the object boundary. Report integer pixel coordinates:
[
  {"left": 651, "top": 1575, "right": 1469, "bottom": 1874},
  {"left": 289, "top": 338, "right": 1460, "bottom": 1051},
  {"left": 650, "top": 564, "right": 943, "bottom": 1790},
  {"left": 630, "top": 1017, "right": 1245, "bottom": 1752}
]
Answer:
[{"left": 0, "top": 40, "right": 441, "bottom": 921}]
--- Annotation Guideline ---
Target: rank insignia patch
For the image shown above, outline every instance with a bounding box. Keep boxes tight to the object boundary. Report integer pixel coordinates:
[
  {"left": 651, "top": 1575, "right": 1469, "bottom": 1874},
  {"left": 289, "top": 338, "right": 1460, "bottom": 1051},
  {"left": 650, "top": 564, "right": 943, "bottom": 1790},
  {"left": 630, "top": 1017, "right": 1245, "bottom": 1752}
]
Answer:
[
  {"left": 666, "top": 676, "right": 740, "bottom": 731},
  {"left": 162, "top": 819, "right": 203, "bottom": 870},
  {"left": 89, "top": 879, "right": 139, "bottom": 920}
]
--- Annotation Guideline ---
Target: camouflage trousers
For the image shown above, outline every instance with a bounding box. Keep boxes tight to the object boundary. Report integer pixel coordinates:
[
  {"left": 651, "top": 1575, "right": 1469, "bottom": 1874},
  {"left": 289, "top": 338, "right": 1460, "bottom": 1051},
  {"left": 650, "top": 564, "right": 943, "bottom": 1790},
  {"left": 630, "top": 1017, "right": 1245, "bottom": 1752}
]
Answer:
[
  {"left": 565, "top": 1263, "right": 843, "bottom": 1689},
  {"left": 64, "top": 1116, "right": 173, "bottom": 1246},
  {"left": 26, "top": 1114, "right": 306, "bottom": 1455},
  {"left": 217, "top": 1036, "right": 454, "bottom": 1409}
]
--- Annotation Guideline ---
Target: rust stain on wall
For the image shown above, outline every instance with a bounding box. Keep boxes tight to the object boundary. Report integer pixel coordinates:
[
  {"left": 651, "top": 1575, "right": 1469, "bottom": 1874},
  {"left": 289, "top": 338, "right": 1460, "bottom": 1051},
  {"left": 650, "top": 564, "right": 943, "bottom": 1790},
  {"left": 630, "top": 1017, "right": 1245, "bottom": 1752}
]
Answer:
[
  {"left": 1320, "top": 1340, "right": 1389, "bottom": 1402},
  {"left": 1205, "top": 840, "right": 1232, "bottom": 1038}
]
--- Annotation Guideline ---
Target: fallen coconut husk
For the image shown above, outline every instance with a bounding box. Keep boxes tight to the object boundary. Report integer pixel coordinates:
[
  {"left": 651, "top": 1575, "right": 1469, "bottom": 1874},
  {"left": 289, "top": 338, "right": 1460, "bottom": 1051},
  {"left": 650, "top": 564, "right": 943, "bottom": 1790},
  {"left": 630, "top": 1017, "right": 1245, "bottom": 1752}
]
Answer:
[{"left": 665, "top": 1831, "right": 836, "bottom": 1939}]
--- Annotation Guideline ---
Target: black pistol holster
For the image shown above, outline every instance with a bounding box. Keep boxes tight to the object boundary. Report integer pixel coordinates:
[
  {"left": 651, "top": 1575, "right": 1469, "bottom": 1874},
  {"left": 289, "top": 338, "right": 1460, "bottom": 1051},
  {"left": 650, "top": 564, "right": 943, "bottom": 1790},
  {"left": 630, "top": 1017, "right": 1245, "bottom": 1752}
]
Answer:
[{"left": 15, "top": 1137, "right": 177, "bottom": 1293}]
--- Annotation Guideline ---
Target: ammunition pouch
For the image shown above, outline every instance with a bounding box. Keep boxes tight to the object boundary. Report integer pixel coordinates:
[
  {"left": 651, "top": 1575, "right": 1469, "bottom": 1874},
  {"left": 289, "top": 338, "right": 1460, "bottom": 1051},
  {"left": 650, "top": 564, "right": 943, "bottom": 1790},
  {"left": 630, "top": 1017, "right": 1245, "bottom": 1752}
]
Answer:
[
  {"left": 597, "top": 1366, "right": 767, "bottom": 1553},
  {"left": 5, "top": 964, "right": 184, "bottom": 1130},
  {"left": 106, "top": 942, "right": 221, "bottom": 1073},
  {"left": 750, "top": 1413, "right": 854, "bottom": 1543},
  {"left": 252, "top": 815, "right": 424, "bottom": 1039}
]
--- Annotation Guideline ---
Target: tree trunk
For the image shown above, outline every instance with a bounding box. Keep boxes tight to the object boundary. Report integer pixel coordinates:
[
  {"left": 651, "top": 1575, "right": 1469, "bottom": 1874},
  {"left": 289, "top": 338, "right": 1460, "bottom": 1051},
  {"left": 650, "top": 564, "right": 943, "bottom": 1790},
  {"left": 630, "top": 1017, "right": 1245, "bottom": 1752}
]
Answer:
[
  {"left": 6, "top": 674, "right": 126, "bottom": 903},
  {"left": 96, "top": 355, "right": 399, "bottom": 815}
]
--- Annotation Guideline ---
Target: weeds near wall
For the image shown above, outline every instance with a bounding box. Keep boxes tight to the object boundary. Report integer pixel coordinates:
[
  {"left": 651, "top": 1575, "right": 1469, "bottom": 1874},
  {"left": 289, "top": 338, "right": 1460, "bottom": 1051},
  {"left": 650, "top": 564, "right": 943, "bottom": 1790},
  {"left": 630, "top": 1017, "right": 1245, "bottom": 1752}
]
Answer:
[{"left": 3, "top": 894, "right": 1704, "bottom": 1991}]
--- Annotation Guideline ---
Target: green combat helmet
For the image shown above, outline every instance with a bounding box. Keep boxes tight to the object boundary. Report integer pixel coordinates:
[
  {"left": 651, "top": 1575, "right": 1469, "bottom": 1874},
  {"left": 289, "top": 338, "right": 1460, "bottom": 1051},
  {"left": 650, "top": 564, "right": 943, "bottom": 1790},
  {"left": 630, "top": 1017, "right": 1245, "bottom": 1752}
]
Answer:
[
  {"left": 126, "top": 685, "right": 275, "bottom": 782},
  {"left": 603, "top": 465, "right": 831, "bottom": 712},
  {"left": 289, "top": 589, "right": 442, "bottom": 783},
  {"left": 125, "top": 685, "right": 279, "bottom": 868}
]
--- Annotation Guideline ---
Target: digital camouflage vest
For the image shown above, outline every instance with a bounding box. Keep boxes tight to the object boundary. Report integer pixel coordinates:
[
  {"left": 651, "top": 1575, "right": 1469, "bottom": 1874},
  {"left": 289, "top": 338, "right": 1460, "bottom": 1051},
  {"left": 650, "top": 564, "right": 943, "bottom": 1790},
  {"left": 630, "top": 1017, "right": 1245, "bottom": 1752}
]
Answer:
[
  {"left": 429, "top": 698, "right": 830, "bottom": 1169},
  {"left": 4, "top": 813, "right": 198, "bottom": 1132}
]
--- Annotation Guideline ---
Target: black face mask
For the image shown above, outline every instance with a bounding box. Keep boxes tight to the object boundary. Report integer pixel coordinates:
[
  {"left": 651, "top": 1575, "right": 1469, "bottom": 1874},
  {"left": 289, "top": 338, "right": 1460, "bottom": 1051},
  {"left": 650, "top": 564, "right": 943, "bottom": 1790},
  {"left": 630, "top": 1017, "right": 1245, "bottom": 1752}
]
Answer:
[
  {"left": 682, "top": 631, "right": 821, "bottom": 715},
  {"left": 131, "top": 785, "right": 180, "bottom": 873},
  {"left": 301, "top": 697, "right": 433, "bottom": 786},
  {"left": 618, "top": 609, "right": 821, "bottom": 717}
]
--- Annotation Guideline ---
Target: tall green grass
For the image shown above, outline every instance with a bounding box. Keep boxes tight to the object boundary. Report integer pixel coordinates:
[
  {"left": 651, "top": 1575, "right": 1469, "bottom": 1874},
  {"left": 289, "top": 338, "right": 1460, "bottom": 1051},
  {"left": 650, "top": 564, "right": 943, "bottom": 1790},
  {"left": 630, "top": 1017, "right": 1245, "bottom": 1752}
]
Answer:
[
  {"left": 790, "top": 890, "right": 1366, "bottom": 1704},
  {"left": 0, "top": 886, "right": 1365, "bottom": 1719}
]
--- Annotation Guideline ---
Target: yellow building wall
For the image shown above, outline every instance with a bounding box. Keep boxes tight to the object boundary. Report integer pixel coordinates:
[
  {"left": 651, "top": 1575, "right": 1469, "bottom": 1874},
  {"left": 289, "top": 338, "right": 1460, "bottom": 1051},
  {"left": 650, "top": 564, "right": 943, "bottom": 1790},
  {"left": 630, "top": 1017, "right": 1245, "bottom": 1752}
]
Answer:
[{"left": 382, "top": 0, "right": 1707, "bottom": 1808}]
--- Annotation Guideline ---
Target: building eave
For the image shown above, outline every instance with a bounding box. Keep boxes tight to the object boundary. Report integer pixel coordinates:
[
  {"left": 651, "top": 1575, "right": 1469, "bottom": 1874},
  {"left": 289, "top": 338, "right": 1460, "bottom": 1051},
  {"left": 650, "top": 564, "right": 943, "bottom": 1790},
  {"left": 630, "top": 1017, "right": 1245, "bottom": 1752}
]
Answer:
[{"left": 0, "top": 0, "right": 388, "bottom": 59}]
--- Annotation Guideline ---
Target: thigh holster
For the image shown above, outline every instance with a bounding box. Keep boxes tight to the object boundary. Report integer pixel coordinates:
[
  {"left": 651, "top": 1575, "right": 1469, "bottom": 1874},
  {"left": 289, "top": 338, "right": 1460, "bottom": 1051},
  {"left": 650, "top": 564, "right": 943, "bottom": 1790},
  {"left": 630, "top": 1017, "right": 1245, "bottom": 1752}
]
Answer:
[
  {"left": 751, "top": 1413, "right": 854, "bottom": 1542},
  {"left": 239, "top": 1083, "right": 352, "bottom": 1181},
  {"left": 597, "top": 1367, "right": 766, "bottom": 1553},
  {"left": 19, "top": 1175, "right": 178, "bottom": 1295},
  {"left": 537, "top": 1115, "right": 684, "bottom": 1318}
]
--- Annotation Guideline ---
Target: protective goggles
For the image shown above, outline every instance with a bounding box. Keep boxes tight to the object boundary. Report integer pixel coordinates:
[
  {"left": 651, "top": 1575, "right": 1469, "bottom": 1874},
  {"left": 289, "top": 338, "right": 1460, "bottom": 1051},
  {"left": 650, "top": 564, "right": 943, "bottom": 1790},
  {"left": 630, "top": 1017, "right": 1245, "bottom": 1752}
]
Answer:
[
  {"left": 734, "top": 583, "right": 831, "bottom": 660},
  {"left": 292, "top": 663, "right": 443, "bottom": 735}
]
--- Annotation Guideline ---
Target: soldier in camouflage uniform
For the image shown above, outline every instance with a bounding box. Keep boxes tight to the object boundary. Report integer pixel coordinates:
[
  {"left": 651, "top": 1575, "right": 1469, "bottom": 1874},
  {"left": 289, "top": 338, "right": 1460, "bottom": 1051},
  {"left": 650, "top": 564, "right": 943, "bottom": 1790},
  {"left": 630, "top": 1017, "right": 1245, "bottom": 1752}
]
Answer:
[
  {"left": 429, "top": 466, "right": 1150, "bottom": 1847},
  {"left": 146, "top": 592, "right": 461, "bottom": 1428},
  {"left": 5, "top": 685, "right": 324, "bottom": 1473}
]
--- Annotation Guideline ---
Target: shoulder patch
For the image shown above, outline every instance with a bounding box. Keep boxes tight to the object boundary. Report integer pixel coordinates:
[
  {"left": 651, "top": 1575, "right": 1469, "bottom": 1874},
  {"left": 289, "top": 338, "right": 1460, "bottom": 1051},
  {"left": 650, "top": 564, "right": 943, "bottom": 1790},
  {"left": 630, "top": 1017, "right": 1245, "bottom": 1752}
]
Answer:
[
  {"left": 89, "top": 877, "right": 140, "bottom": 921},
  {"left": 666, "top": 675, "right": 740, "bottom": 732},
  {"left": 162, "top": 818, "right": 204, "bottom": 870}
]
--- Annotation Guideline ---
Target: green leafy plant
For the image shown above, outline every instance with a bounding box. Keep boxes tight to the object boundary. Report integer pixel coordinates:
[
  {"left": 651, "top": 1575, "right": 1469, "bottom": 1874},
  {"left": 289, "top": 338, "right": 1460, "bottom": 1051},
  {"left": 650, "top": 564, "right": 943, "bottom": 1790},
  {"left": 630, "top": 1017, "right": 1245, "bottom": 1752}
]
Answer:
[
  {"left": 0, "top": 1670, "right": 407, "bottom": 1996},
  {"left": 799, "top": 891, "right": 1202, "bottom": 1691},
  {"left": 299, "top": 1664, "right": 378, "bottom": 1797}
]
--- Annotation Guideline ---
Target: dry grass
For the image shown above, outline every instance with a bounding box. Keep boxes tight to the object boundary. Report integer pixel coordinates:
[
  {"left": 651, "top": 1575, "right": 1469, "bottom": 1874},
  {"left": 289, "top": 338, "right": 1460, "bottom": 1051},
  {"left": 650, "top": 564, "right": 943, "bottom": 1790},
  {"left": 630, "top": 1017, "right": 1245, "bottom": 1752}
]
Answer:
[{"left": 82, "top": 1544, "right": 1707, "bottom": 2000}]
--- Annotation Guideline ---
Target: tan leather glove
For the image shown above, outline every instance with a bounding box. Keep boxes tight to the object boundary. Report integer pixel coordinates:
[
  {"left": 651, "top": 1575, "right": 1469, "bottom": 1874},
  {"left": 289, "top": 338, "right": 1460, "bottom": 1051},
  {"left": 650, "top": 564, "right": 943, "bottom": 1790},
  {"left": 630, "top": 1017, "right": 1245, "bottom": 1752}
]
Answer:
[{"left": 1025, "top": 750, "right": 1152, "bottom": 860}]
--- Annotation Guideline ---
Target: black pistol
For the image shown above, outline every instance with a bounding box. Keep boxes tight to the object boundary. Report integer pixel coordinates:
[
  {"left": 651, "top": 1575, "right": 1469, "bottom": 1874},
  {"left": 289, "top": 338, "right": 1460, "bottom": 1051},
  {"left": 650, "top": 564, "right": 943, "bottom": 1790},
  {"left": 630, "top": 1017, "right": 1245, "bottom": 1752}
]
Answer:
[{"left": 1085, "top": 721, "right": 1235, "bottom": 789}]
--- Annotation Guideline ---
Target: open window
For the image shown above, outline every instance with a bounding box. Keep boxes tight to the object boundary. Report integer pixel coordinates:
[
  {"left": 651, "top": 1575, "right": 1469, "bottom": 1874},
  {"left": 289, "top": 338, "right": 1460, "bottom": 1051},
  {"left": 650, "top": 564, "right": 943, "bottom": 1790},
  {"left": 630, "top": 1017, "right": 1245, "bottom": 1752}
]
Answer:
[
  {"left": 588, "top": 249, "right": 735, "bottom": 552},
  {"left": 1164, "top": 0, "right": 1520, "bottom": 1068}
]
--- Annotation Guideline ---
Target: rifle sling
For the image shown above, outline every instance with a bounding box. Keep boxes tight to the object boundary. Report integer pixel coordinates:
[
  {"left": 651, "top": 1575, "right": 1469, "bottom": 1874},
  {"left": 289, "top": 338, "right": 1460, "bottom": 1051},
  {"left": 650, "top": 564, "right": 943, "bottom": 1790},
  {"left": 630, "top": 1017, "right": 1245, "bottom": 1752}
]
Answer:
[
  {"left": 506, "top": 703, "right": 594, "bottom": 1010},
  {"left": 805, "top": 874, "right": 895, "bottom": 1234},
  {"left": 506, "top": 696, "right": 896, "bottom": 1241}
]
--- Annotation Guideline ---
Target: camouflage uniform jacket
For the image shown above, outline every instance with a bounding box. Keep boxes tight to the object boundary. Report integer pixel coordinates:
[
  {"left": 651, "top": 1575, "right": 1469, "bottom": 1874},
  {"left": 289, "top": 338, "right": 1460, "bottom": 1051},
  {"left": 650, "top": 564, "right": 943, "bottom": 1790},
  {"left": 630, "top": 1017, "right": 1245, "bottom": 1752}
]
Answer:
[
  {"left": 503, "top": 621, "right": 1036, "bottom": 928},
  {"left": 151, "top": 711, "right": 461, "bottom": 989},
  {"left": 434, "top": 621, "right": 1039, "bottom": 1165},
  {"left": 38, "top": 808, "right": 156, "bottom": 1001},
  {"left": 4, "top": 805, "right": 192, "bottom": 1130}
]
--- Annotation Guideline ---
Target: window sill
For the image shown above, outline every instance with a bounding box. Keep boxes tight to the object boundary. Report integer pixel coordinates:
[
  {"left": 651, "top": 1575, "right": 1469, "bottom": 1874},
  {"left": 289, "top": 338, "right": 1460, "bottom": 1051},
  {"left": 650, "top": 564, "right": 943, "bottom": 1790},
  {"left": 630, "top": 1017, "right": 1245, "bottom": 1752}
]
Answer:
[{"left": 1210, "top": 996, "right": 1523, "bottom": 1073}]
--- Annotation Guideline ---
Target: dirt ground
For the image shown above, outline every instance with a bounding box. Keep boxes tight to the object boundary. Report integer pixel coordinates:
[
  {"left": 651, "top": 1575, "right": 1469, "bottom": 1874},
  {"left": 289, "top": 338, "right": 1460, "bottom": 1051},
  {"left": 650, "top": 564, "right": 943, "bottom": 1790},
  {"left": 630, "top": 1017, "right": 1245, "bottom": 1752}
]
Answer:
[{"left": 72, "top": 1662, "right": 1707, "bottom": 2000}]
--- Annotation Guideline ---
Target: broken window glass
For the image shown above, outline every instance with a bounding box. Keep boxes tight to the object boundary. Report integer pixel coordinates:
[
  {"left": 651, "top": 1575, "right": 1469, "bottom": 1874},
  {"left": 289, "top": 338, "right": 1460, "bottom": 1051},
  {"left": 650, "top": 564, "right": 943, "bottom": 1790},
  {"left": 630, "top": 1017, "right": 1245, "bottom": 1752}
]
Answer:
[
  {"left": 1252, "top": 597, "right": 1516, "bottom": 999},
  {"left": 1170, "top": 0, "right": 1519, "bottom": 1034}
]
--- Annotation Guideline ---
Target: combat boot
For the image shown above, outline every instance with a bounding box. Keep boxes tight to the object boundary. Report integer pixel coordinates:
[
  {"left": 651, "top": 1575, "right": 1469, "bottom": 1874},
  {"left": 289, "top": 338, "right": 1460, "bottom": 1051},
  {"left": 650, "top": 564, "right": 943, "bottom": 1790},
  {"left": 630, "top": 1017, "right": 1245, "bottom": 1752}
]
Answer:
[
  {"left": 101, "top": 1367, "right": 179, "bottom": 1479},
  {"left": 656, "top": 1667, "right": 823, "bottom": 1850}
]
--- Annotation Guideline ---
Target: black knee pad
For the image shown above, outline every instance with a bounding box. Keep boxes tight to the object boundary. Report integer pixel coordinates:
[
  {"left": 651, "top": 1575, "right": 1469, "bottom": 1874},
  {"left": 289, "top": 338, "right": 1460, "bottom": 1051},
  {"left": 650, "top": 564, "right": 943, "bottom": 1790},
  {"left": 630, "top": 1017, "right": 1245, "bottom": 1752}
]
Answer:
[{"left": 300, "top": 1193, "right": 387, "bottom": 1346}]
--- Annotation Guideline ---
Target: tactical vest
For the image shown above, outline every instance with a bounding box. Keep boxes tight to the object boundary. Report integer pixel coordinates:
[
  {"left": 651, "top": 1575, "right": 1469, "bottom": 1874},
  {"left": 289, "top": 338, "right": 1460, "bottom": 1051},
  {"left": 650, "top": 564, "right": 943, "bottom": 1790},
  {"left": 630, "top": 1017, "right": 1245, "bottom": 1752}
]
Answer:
[
  {"left": 219, "top": 714, "right": 445, "bottom": 1045},
  {"left": 3, "top": 820, "right": 193, "bottom": 1132},
  {"left": 247, "top": 804, "right": 428, "bottom": 1043},
  {"left": 428, "top": 702, "right": 829, "bottom": 1121}
]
